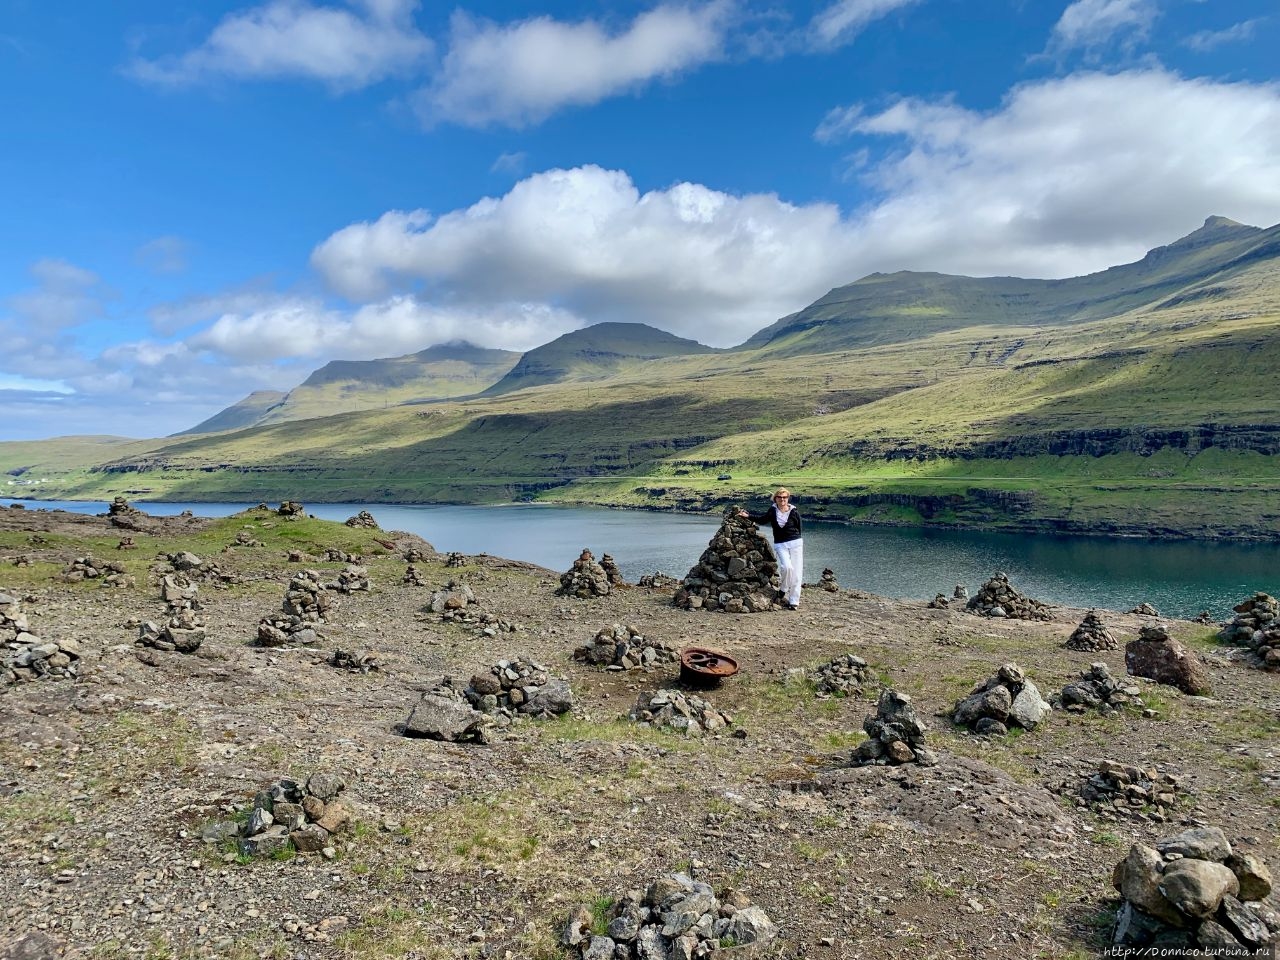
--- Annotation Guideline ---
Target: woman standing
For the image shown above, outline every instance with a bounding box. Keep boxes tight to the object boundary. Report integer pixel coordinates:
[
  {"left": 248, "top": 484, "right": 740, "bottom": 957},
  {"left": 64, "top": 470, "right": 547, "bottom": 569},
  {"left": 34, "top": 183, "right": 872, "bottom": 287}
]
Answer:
[{"left": 739, "top": 487, "right": 803, "bottom": 610}]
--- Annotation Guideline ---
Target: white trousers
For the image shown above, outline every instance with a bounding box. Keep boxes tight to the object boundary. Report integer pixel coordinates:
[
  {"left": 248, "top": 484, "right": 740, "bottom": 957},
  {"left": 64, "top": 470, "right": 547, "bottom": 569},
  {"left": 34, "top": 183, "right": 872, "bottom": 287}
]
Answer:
[{"left": 775, "top": 538, "right": 803, "bottom": 606}]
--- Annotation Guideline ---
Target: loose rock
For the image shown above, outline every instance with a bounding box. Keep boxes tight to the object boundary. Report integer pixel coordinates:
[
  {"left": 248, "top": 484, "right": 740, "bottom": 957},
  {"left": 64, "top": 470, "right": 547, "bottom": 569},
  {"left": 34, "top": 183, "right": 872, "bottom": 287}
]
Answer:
[
  {"left": 1125, "top": 624, "right": 1212, "bottom": 695},
  {"left": 573, "top": 623, "right": 677, "bottom": 670}
]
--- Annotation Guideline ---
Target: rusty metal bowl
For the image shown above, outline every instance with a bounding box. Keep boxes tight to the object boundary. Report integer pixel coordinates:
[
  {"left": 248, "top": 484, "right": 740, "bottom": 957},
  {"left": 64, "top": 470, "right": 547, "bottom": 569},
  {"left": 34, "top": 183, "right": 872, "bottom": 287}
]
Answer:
[{"left": 679, "top": 647, "right": 739, "bottom": 687}]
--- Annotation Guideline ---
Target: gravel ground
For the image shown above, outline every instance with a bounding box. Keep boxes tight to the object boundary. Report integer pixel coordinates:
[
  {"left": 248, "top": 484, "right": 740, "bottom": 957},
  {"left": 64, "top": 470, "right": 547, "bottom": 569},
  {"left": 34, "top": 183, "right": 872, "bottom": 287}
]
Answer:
[{"left": 0, "top": 504, "right": 1277, "bottom": 959}]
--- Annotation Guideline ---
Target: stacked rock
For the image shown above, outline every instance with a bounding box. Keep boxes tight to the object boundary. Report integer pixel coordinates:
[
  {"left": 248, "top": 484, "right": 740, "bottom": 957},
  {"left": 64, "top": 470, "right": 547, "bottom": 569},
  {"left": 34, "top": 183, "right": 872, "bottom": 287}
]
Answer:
[
  {"left": 953, "top": 584, "right": 969, "bottom": 601},
  {"left": 106, "top": 497, "right": 148, "bottom": 531},
  {"left": 1051, "top": 662, "right": 1145, "bottom": 714},
  {"left": 331, "top": 649, "right": 379, "bottom": 673},
  {"left": 429, "top": 580, "right": 475, "bottom": 614},
  {"left": 344, "top": 510, "right": 379, "bottom": 528},
  {"left": 811, "top": 654, "right": 874, "bottom": 697},
  {"left": 323, "top": 549, "right": 360, "bottom": 563},
  {"left": 1130, "top": 602, "right": 1161, "bottom": 616},
  {"left": 137, "top": 575, "right": 206, "bottom": 653},
  {"left": 816, "top": 568, "right": 839, "bottom": 592},
  {"left": 1065, "top": 610, "right": 1118, "bottom": 651},
  {"left": 637, "top": 571, "right": 678, "bottom": 589},
  {"left": 952, "top": 662, "right": 1051, "bottom": 735},
  {"left": 443, "top": 552, "right": 466, "bottom": 567},
  {"left": 462, "top": 657, "right": 574, "bottom": 721},
  {"left": 850, "top": 688, "right": 936, "bottom": 766},
  {"left": 226, "top": 773, "right": 353, "bottom": 858},
  {"left": 405, "top": 547, "right": 430, "bottom": 564},
  {"left": 966, "top": 572, "right": 1052, "bottom": 620},
  {"left": 403, "top": 685, "right": 494, "bottom": 743},
  {"left": 61, "top": 555, "right": 106, "bottom": 582},
  {"left": 928, "top": 594, "right": 951, "bottom": 609},
  {"left": 1111, "top": 826, "right": 1276, "bottom": 953},
  {"left": 630, "top": 689, "right": 733, "bottom": 736},
  {"left": 12, "top": 555, "right": 31, "bottom": 567},
  {"left": 2, "top": 592, "right": 81, "bottom": 683},
  {"left": 1125, "top": 624, "right": 1212, "bottom": 695},
  {"left": 1219, "top": 592, "right": 1280, "bottom": 670},
  {"left": 562, "top": 874, "right": 778, "bottom": 959},
  {"left": 256, "top": 570, "right": 335, "bottom": 647},
  {"left": 117, "top": 536, "right": 136, "bottom": 551},
  {"left": 573, "top": 624, "right": 677, "bottom": 670},
  {"left": 558, "top": 549, "right": 611, "bottom": 598},
  {"left": 233, "top": 530, "right": 263, "bottom": 547},
  {"left": 277, "top": 501, "right": 306, "bottom": 517},
  {"left": 1078, "top": 761, "right": 1181, "bottom": 822},
  {"left": 328, "top": 565, "right": 369, "bottom": 594},
  {"left": 673, "top": 511, "right": 780, "bottom": 613},
  {"left": 402, "top": 565, "right": 425, "bottom": 586},
  {"left": 600, "top": 553, "right": 627, "bottom": 587}
]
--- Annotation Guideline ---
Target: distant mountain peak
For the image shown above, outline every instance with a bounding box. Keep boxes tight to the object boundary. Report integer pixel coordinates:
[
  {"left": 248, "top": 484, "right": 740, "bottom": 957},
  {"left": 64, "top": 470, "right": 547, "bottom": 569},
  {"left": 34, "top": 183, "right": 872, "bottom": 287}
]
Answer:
[{"left": 1167, "top": 215, "right": 1260, "bottom": 248}]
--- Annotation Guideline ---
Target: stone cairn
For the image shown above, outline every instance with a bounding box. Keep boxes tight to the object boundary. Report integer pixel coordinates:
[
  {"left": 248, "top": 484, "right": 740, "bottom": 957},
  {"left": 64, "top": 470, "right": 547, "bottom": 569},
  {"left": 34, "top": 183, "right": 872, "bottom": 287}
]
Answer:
[
  {"left": 11, "top": 555, "right": 31, "bottom": 568},
  {"left": 1125, "top": 624, "right": 1212, "bottom": 695},
  {"left": 1065, "top": 610, "right": 1118, "bottom": 651},
  {"left": 216, "top": 773, "right": 353, "bottom": 858},
  {"left": 402, "top": 564, "right": 425, "bottom": 586},
  {"left": 637, "top": 571, "right": 678, "bottom": 589},
  {"left": 562, "top": 873, "right": 778, "bottom": 960},
  {"left": 1130, "top": 602, "right": 1160, "bottom": 616},
  {"left": 631, "top": 689, "right": 733, "bottom": 736},
  {"left": 600, "top": 553, "right": 627, "bottom": 587},
  {"left": 233, "top": 529, "right": 263, "bottom": 548},
  {"left": 62, "top": 555, "right": 133, "bottom": 588},
  {"left": 460, "top": 657, "right": 574, "bottom": 723},
  {"left": 811, "top": 653, "right": 874, "bottom": 697},
  {"left": 849, "top": 688, "right": 937, "bottom": 766},
  {"left": 966, "top": 572, "right": 1052, "bottom": 620},
  {"left": 2, "top": 591, "right": 81, "bottom": 683},
  {"left": 429, "top": 579, "right": 475, "bottom": 614},
  {"left": 330, "top": 649, "right": 379, "bottom": 673},
  {"left": 137, "top": 575, "right": 206, "bottom": 654},
  {"left": 256, "top": 570, "right": 335, "bottom": 647},
  {"left": 1219, "top": 592, "right": 1280, "bottom": 671},
  {"left": 323, "top": 548, "right": 361, "bottom": 563},
  {"left": 952, "top": 662, "right": 1051, "bottom": 735},
  {"left": 117, "top": 536, "right": 136, "bottom": 551},
  {"left": 929, "top": 585, "right": 969, "bottom": 607},
  {"left": 673, "top": 510, "right": 780, "bottom": 613},
  {"left": 1051, "top": 662, "right": 1145, "bottom": 715},
  {"left": 443, "top": 551, "right": 466, "bottom": 567},
  {"left": 344, "top": 510, "right": 378, "bottom": 528},
  {"left": 573, "top": 624, "right": 677, "bottom": 671},
  {"left": 558, "top": 549, "right": 611, "bottom": 598},
  {"left": 815, "top": 568, "right": 839, "bottom": 592},
  {"left": 404, "top": 546, "right": 430, "bottom": 564},
  {"left": 328, "top": 565, "right": 369, "bottom": 594},
  {"left": 1111, "top": 826, "right": 1276, "bottom": 953},
  {"left": 1071, "top": 761, "right": 1181, "bottom": 822},
  {"left": 165, "top": 550, "right": 225, "bottom": 583},
  {"left": 106, "top": 496, "right": 148, "bottom": 531},
  {"left": 277, "top": 500, "right": 306, "bottom": 518},
  {"left": 403, "top": 684, "right": 494, "bottom": 743}
]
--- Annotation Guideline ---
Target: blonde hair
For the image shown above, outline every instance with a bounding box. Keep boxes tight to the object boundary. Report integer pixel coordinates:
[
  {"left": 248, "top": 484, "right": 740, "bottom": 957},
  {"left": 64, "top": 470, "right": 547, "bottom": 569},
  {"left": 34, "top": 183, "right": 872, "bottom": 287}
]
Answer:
[{"left": 773, "top": 487, "right": 790, "bottom": 500}]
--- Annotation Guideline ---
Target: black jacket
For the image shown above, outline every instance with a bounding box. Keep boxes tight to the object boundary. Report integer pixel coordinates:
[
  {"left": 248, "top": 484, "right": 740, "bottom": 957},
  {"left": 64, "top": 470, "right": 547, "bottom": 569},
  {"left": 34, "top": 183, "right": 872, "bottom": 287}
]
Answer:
[{"left": 747, "top": 505, "right": 802, "bottom": 544}]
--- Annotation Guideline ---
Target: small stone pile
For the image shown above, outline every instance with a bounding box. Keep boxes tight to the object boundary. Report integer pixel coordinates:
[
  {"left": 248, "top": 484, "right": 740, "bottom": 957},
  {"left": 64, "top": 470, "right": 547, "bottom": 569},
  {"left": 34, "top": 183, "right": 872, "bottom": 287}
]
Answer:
[
  {"left": 849, "top": 688, "right": 937, "bottom": 766},
  {"left": 558, "top": 549, "right": 611, "bottom": 598},
  {"left": 11, "top": 555, "right": 31, "bottom": 567},
  {"left": 811, "top": 653, "right": 874, "bottom": 697},
  {"left": 1051, "top": 662, "right": 1145, "bottom": 714},
  {"left": 330, "top": 649, "right": 379, "bottom": 673},
  {"left": 1111, "top": 826, "right": 1276, "bottom": 953},
  {"left": 256, "top": 570, "right": 336, "bottom": 647},
  {"left": 106, "top": 497, "right": 148, "bottom": 531},
  {"left": 462, "top": 657, "right": 574, "bottom": 721},
  {"left": 405, "top": 547, "right": 430, "bottom": 564},
  {"left": 600, "top": 553, "right": 627, "bottom": 587},
  {"left": 2, "top": 591, "right": 81, "bottom": 683},
  {"left": 137, "top": 575, "right": 206, "bottom": 653},
  {"left": 637, "top": 571, "right": 678, "bottom": 589},
  {"left": 443, "top": 552, "right": 466, "bottom": 567},
  {"left": 429, "top": 579, "right": 475, "bottom": 613},
  {"left": 1076, "top": 761, "right": 1181, "bottom": 821},
  {"left": 403, "top": 685, "right": 494, "bottom": 743},
  {"left": 1125, "top": 624, "right": 1212, "bottom": 695},
  {"left": 164, "top": 550, "right": 226, "bottom": 584},
  {"left": 62, "top": 555, "right": 130, "bottom": 584},
  {"left": 277, "top": 501, "right": 306, "bottom": 518},
  {"left": 233, "top": 530, "right": 263, "bottom": 547},
  {"left": 928, "top": 593, "right": 951, "bottom": 609},
  {"left": 953, "top": 662, "right": 1051, "bottom": 735},
  {"left": 328, "top": 565, "right": 369, "bottom": 594},
  {"left": 117, "top": 536, "right": 136, "bottom": 551},
  {"left": 953, "top": 584, "right": 969, "bottom": 601},
  {"left": 1219, "top": 592, "right": 1280, "bottom": 670},
  {"left": 573, "top": 624, "right": 677, "bottom": 670},
  {"left": 1065, "top": 610, "right": 1118, "bottom": 651},
  {"left": 402, "top": 564, "right": 425, "bottom": 586},
  {"left": 323, "top": 548, "right": 360, "bottom": 563},
  {"left": 966, "top": 572, "right": 1052, "bottom": 620},
  {"left": 1130, "top": 602, "right": 1160, "bottom": 616},
  {"left": 344, "top": 510, "right": 379, "bottom": 528},
  {"left": 221, "top": 773, "right": 353, "bottom": 858},
  {"left": 673, "top": 511, "right": 780, "bottom": 613},
  {"left": 630, "top": 689, "right": 733, "bottom": 736},
  {"left": 815, "top": 568, "right": 839, "bottom": 592},
  {"left": 562, "top": 873, "right": 778, "bottom": 960}
]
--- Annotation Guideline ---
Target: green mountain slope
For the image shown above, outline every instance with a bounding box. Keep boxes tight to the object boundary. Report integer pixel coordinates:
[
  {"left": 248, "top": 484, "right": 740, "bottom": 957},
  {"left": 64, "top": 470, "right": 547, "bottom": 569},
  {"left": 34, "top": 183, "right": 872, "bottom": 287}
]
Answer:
[
  {"left": 180, "top": 391, "right": 287, "bottom": 435},
  {"left": 481, "top": 322, "right": 714, "bottom": 396}
]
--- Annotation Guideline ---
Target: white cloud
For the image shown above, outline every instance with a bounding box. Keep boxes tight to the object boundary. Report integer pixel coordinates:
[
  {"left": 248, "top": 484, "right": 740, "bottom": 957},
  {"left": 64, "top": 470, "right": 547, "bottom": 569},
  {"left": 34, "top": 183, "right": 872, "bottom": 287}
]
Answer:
[
  {"left": 418, "top": 4, "right": 729, "bottom": 128},
  {"left": 311, "top": 165, "right": 860, "bottom": 346},
  {"left": 128, "top": 0, "right": 431, "bottom": 89},
  {"left": 817, "top": 69, "right": 1280, "bottom": 278},
  {"left": 490, "top": 151, "right": 528, "bottom": 176},
  {"left": 135, "top": 235, "right": 190, "bottom": 274},
  {"left": 809, "top": 0, "right": 921, "bottom": 51},
  {"left": 1184, "top": 18, "right": 1262, "bottom": 52},
  {"left": 5, "top": 259, "right": 105, "bottom": 331},
  {"left": 1049, "top": 0, "right": 1156, "bottom": 53}
]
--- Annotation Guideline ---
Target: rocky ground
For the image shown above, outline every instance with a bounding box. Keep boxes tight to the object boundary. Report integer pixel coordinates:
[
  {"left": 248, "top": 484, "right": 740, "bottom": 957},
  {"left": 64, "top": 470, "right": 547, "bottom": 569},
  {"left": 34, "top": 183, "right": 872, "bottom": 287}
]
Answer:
[{"left": 0, "top": 503, "right": 1277, "bottom": 959}]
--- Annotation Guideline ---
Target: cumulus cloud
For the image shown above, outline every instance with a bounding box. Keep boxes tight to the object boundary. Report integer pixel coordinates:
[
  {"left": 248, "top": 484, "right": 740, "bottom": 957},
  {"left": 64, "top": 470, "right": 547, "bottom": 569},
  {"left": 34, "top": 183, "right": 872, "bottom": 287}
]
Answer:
[
  {"left": 127, "top": 0, "right": 431, "bottom": 89},
  {"left": 809, "top": 0, "right": 921, "bottom": 51},
  {"left": 1049, "top": 0, "right": 1156, "bottom": 54},
  {"left": 816, "top": 69, "right": 1280, "bottom": 279},
  {"left": 418, "top": 4, "right": 729, "bottom": 128}
]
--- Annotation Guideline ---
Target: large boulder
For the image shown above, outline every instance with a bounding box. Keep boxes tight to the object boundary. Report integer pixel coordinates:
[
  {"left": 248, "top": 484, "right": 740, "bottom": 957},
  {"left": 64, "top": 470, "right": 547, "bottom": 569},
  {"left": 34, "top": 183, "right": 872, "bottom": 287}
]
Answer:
[{"left": 1125, "top": 625, "right": 1212, "bottom": 695}]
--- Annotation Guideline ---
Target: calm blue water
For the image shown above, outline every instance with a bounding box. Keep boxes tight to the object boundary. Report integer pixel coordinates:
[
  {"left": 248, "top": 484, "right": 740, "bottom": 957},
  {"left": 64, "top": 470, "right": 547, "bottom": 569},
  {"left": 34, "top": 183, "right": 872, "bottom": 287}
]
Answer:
[{"left": 5, "top": 497, "right": 1278, "bottom": 619}]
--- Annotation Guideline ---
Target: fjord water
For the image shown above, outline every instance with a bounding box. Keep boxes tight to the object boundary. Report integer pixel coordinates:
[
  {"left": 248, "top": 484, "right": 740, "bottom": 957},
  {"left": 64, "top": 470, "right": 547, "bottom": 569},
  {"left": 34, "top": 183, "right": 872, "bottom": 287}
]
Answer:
[{"left": 6, "top": 498, "right": 1278, "bottom": 619}]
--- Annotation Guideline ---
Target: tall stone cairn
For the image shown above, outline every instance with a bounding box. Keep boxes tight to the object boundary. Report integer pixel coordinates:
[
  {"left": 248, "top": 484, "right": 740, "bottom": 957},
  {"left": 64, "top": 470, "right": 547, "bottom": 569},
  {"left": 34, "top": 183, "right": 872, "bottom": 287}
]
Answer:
[
  {"left": 557, "top": 549, "right": 611, "bottom": 598},
  {"left": 673, "top": 510, "right": 781, "bottom": 613},
  {"left": 1066, "top": 610, "right": 1118, "bottom": 651},
  {"left": 1219, "top": 592, "right": 1280, "bottom": 670},
  {"left": 966, "top": 572, "right": 1052, "bottom": 621}
]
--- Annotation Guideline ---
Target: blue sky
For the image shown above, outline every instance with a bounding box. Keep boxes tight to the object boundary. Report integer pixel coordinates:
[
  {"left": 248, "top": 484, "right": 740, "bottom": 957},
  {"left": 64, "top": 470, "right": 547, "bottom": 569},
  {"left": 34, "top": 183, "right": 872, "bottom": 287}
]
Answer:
[{"left": 2, "top": 0, "right": 1279, "bottom": 439}]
